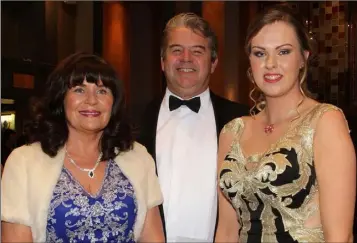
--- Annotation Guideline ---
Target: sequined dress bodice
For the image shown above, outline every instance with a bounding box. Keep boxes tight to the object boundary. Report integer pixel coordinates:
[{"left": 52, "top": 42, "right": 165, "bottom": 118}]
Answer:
[
  {"left": 46, "top": 159, "right": 137, "bottom": 243},
  {"left": 219, "top": 104, "right": 340, "bottom": 243}
]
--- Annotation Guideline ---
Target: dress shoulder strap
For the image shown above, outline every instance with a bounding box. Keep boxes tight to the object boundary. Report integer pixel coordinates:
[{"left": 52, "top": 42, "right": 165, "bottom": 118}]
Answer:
[
  {"left": 221, "top": 117, "right": 245, "bottom": 138},
  {"left": 305, "top": 103, "right": 349, "bottom": 131}
]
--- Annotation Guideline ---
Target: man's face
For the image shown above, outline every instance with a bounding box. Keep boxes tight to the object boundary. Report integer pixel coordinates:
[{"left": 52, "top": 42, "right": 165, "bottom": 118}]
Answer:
[{"left": 161, "top": 27, "right": 218, "bottom": 99}]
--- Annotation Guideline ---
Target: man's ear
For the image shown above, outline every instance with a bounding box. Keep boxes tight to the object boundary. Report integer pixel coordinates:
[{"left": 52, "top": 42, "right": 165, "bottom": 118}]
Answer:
[{"left": 211, "top": 58, "right": 218, "bottom": 73}]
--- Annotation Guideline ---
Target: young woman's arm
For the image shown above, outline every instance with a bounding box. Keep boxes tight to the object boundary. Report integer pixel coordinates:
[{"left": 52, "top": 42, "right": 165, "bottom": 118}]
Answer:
[
  {"left": 314, "top": 110, "right": 356, "bottom": 242},
  {"left": 215, "top": 130, "right": 240, "bottom": 243}
]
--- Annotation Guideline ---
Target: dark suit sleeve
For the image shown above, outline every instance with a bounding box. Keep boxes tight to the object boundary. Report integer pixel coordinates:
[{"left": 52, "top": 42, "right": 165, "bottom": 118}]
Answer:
[
  {"left": 136, "top": 98, "right": 162, "bottom": 163},
  {"left": 212, "top": 94, "right": 250, "bottom": 134},
  {"left": 136, "top": 98, "right": 167, "bottom": 240}
]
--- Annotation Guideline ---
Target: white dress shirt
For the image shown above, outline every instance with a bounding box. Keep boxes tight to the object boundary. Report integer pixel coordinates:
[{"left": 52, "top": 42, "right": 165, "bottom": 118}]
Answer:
[{"left": 156, "top": 88, "right": 217, "bottom": 242}]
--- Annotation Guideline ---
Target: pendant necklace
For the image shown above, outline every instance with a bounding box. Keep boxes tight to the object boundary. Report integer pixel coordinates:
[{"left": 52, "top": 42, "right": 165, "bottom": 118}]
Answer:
[
  {"left": 263, "top": 105, "right": 301, "bottom": 134},
  {"left": 65, "top": 147, "right": 103, "bottom": 179},
  {"left": 263, "top": 98, "right": 305, "bottom": 134},
  {"left": 264, "top": 123, "right": 275, "bottom": 134}
]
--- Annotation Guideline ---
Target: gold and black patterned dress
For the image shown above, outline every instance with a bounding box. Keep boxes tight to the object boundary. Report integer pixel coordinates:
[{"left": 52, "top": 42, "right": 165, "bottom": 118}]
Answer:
[{"left": 219, "top": 104, "right": 342, "bottom": 243}]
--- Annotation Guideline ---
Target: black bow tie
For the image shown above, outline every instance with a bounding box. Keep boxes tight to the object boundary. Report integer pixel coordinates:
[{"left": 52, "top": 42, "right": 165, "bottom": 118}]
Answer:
[{"left": 169, "top": 95, "right": 201, "bottom": 113}]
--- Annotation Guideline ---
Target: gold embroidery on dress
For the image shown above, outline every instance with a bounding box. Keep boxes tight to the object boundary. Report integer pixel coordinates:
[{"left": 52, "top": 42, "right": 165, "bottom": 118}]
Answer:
[{"left": 220, "top": 104, "right": 342, "bottom": 243}]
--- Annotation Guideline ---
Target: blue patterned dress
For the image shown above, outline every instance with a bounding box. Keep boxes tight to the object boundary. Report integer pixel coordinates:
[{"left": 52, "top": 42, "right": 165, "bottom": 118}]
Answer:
[{"left": 46, "top": 159, "right": 137, "bottom": 243}]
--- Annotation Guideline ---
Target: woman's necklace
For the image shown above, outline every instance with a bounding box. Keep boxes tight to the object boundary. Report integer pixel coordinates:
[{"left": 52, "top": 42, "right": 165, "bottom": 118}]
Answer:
[
  {"left": 264, "top": 124, "right": 275, "bottom": 134},
  {"left": 263, "top": 100, "right": 304, "bottom": 135},
  {"left": 65, "top": 148, "right": 103, "bottom": 179}
]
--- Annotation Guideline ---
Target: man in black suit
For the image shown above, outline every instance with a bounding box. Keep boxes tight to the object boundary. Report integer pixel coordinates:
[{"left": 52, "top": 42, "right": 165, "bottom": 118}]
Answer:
[{"left": 138, "top": 12, "right": 249, "bottom": 242}]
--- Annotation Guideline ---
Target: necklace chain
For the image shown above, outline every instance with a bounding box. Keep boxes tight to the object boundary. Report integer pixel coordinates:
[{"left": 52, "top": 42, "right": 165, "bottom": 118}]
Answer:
[
  {"left": 263, "top": 100, "right": 304, "bottom": 135},
  {"left": 264, "top": 96, "right": 306, "bottom": 134},
  {"left": 65, "top": 147, "right": 103, "bottom": 179}
]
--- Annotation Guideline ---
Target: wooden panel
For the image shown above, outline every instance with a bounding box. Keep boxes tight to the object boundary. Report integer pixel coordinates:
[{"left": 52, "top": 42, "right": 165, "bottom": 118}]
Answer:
[
  {"left": 57, "top": 2, "right": 76, "bottom": 61},
  {"left": 13, "top": 73, "right": 35, "bottom": 89},
  {"left": 202, "top": 1, "right": 225, "bottom": 97},
  {"left": 102, "top": 2, "right": 131, "bottom": 103}
]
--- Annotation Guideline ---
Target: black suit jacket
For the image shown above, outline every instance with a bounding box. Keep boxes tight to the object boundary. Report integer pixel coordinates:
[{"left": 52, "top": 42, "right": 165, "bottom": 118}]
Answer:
[{"left": 137, "top": 90, "right": 249, "bottom": 239}]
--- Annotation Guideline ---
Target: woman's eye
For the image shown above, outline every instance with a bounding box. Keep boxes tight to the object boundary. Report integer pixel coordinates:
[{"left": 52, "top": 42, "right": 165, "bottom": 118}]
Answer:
[
  {"left": 97, "top": 89, "right": 109, "bottom": 95},
  {"left": 253, "top": 51, "right": 265, "bottom": 57},
  {"left": 279, "top": 49, "right": 291, "bottom": 55},
  {"left": 73, "top": 87, "right": 84, "bottom": 93}
]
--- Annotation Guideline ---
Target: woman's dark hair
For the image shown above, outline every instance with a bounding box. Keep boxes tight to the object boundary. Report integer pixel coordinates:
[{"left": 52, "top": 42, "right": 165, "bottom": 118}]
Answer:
[{"left": 26, "top": 52, "right": 134, "bottom": 160}]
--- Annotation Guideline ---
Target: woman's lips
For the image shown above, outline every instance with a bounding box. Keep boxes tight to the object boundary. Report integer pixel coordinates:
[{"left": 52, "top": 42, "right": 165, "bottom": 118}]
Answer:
[
  {"left": 79, "top": 110, "right": 101, "bottom": 117},
  {"left": 264, "top": 74, "right": 283, "bottom": 83}
]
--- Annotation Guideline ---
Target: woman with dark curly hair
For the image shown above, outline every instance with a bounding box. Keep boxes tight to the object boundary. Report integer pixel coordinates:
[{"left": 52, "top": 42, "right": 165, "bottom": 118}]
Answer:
[{"left": 1, "top": 52, "right": 164, "bottom": 242}]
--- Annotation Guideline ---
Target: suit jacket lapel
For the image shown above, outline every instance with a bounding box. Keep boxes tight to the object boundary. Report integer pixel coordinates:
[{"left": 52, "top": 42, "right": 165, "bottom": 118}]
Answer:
[
  {"left": 145, "top": 97, "right": 167, "bottom": 238},
  {"left": 137, "top": 97, "right": 168, "bottom": 238},
  {"left": 139, "top": 98, "right": 162, "bottom": 163},
  {"left": 210, "top": 90, "right": 222, "bottom": 143}
]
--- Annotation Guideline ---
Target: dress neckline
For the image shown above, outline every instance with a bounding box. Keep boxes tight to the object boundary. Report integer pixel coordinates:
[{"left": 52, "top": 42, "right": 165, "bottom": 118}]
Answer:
[
  {"left": 63, "top": 159, "right": 111, "bottom": 198},
  {"left": 237, "top": 103, "right": 321, "bottom": 162}
]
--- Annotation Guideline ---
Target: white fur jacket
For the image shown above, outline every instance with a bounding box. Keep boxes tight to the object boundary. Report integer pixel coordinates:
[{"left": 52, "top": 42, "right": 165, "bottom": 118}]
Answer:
[{"left": 1, "top": 142, "right": 163, "bottom": 242}]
